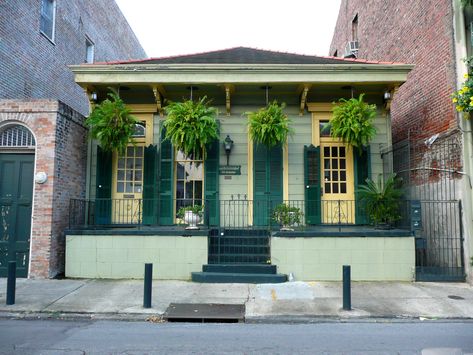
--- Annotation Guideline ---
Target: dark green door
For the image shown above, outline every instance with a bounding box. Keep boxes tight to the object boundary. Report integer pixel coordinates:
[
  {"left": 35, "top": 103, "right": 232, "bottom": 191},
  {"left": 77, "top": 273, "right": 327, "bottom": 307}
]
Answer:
[
  {"left": 0, "top": 154, "right": 34, "bottom": 277},
  {"left": 253, "top": 143, "right": 283, "bottom": 227},
  {"left": 304, "top": 145, "right": 321, "bottom": 225}
]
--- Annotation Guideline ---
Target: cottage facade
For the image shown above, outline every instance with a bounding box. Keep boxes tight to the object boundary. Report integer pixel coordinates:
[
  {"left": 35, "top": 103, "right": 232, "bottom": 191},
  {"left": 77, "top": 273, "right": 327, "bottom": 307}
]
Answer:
[{"left": 67, "top": 47, "right": 416, "bottom": 282}]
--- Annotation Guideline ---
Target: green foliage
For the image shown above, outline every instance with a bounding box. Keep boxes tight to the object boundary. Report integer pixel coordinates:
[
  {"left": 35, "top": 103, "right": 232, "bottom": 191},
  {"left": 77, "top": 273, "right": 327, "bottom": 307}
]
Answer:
[
  {"left": 247, "top": 101, "right": 294, "bottom": 148},
  {"left": 272, "top": 203, "right": 303, "bottom": 227},
  {"left": 164, "top": 97, "right": 218, "bottom": 159},
  {"left": 357, "top": 174, "right": 403, "bottom": 227},
  {"left": 177, "top": 205, "right": 203, "bottom": 219},
  {"left": 330, "top": 94, "right": 377, "bottom": 152},
  {"left": 85, "top": 92, "right": 139, "bottom": 155},
  {"left": 452, "top": 56, "right": 473, "bottom": 117},
  {"left": 462, "top": 0, "right": 473, "bottom": 7}
]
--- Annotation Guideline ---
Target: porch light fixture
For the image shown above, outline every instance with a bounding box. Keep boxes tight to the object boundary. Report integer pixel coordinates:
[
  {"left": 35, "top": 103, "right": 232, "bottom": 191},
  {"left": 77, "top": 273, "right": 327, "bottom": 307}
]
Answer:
[
  {"left": 91, "top": 92, "right": 97, "bottom": 101},
  {"left": 383, "top": 91, "right": 392, "bottom": 100},
  {"left": 223, "top": 135, "right": 234, "bottom": 166}
]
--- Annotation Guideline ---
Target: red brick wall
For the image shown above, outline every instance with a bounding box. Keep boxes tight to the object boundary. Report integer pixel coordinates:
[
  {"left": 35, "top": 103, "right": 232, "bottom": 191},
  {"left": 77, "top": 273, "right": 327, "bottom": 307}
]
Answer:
[
  {"left": 0, "top": 100, "right": 86, "bottom": 278},
  {"left": 330, "top": 0, "right": 458, "bottom": 142}
]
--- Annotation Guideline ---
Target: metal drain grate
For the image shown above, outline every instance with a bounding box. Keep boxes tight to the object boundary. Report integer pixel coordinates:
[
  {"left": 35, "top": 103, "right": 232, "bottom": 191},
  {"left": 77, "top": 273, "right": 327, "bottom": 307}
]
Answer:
[{"left": 164, "top": 303, "right": 245, "bottom": 323}]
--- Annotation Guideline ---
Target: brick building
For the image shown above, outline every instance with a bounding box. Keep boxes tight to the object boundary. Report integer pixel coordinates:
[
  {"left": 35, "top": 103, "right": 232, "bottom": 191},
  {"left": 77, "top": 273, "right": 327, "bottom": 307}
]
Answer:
[
  {"left": 0, "top": 0, "right": 146, "bottom": 278},
  {"left": 330, "top": 0, "right": 473, "bottom": 282}
]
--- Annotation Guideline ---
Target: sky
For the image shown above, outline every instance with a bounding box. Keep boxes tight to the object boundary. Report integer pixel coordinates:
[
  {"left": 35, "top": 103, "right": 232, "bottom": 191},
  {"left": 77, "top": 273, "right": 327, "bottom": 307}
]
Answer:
[{"left": 115, "top": 0, "right": 342, "bottom": 58}]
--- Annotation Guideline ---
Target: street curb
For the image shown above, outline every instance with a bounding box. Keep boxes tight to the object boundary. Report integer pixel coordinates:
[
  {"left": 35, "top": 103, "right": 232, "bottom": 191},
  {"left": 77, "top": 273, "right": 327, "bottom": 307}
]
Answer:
[{"left": 1, "top": 310, "right": 473, "bottom": 323}]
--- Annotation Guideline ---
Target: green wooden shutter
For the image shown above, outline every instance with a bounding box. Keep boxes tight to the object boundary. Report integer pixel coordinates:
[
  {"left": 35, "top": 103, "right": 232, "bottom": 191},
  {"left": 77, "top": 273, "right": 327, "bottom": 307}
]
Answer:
[
  {"left": 158, "top": 124, "right": 174, "bottom": 225},
  {"left": 142, "top": 144, "right": 159, "bottom": 225},
  {"left": 354, "top": 146, "right": 371, "bottom": 224},
  {"left": 253, "top": 143, "right": 283, "bottom": 226},
  {"left": 304, "top": 145, "right": 321, "bottom": 225},
  {"left": 95, "top": 145, "right": 112, "bottom": 225},
  {"left": 204, "top": 135, "right": 220, "bottom": 227}
]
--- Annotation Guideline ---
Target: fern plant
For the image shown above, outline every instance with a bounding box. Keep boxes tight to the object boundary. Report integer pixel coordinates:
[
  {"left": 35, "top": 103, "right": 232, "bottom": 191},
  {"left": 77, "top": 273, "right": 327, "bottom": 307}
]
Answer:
[
  {"left": 163, "top": 96, "right": 218, "bottom": 159},
  {"left": 357, "top": 173, "right": 403, "bottom": 228},
  {"left": 330, "top": 94, "right": 377, "bottom": 152},
  {"left": 85, "top": 91, "right": 139, "bottom": 155},
  {"left": 247, "top": 101, "right": 294, "bottom": 148},
  {"left": 462, "top": 0, "right": 473, "bottom": 7}
]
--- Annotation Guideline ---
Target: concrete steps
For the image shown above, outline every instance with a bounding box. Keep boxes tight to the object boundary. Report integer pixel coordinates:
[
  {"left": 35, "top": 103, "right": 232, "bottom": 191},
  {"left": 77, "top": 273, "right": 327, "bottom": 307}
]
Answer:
[{"left": 192, "top": 263, "right": 287, "bottom": 284}]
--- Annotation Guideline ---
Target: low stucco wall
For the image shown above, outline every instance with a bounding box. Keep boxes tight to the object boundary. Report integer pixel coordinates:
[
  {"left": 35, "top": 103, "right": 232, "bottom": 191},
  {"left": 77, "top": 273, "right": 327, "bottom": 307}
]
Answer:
[
  {"left": 66, "top": 235, "right": 207, "bottom": 280},
  {"left": 271, "top": 236, "right": 415, "bottom": 281}
]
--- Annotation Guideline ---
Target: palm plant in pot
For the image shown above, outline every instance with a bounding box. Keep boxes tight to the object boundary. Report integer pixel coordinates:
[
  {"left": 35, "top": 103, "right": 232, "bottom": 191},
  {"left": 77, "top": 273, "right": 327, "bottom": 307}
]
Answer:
[
  {"left": 329, "top": 94, "right": 377, "bottom": 153},
  {"left": 163, "top": 96, "right": 218, "bottom": 159},
  {"left": 177, "top": 205, "right": 204, "bottom": 230},
  {"left": 247, "top": 101, "right": 294, "bottom": 148},
  {"left": 357, "top": 174, "right": 403, "bottom": 229},
  {"left": 85, "top": 91, "right": 140, "bottom": 154},
  {"left": 272, "top": 203, "right": 303, "bottom": 231}
]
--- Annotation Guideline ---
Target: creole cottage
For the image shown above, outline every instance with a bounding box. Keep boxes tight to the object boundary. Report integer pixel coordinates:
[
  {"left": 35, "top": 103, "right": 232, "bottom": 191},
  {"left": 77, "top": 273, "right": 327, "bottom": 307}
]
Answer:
[{"left": 67, "top": 47, "right": 415, "bottom": 282}]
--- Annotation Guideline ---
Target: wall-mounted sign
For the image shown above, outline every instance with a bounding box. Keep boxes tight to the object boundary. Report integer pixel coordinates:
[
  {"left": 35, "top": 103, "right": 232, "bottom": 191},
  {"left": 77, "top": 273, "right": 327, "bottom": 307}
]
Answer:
[{"left": 219, "top": 165, "right": 241, "bottom": 175}]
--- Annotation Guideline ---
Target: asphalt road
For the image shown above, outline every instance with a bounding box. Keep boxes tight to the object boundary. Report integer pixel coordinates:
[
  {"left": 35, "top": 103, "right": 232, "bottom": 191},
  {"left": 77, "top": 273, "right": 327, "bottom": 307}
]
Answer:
[{"left": 0, "top": 319, "right": 472, "bottom": 354}]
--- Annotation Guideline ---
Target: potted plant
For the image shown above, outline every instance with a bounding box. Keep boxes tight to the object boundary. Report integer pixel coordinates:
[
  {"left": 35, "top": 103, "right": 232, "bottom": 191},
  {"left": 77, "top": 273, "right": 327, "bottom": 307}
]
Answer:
[
  {"left": 329, "top": 94, "right": 377, "bottom": 152},
  {"left": 247, "top": 101, "right": 294, "bottom": 148},
  {"left": 163, "top": 96, "right": 219, "bottom": 159},
  {"left": 357, "top": 174, "right": 403, "bottom": 229},
  {"left": 85, "top": 91, "right": 140, "bottom": 154},
  {"left": 177, "top": 205, "right": 204, "bottom": 229},
  {"left": 272, "top": 203, "right": 303, "bottom": 231}
]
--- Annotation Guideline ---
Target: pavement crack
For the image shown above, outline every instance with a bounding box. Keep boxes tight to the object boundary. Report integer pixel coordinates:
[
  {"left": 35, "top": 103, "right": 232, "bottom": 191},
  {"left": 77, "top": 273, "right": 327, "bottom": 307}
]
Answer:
[{"left": 40, "top": 280, "right": 92, "bottom": 312}]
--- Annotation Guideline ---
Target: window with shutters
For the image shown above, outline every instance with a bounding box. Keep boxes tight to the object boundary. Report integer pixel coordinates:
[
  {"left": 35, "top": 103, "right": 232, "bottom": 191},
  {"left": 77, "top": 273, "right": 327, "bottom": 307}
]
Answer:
[{"left": 40, "top": 0, "right": 56, "bottom": 42}]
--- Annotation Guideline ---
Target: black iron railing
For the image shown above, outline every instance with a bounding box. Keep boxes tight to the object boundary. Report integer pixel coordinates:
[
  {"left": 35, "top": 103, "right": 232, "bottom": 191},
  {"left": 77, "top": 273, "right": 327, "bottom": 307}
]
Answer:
[{"left": 69, "top": 197, "right": 414, "bottom": 230}]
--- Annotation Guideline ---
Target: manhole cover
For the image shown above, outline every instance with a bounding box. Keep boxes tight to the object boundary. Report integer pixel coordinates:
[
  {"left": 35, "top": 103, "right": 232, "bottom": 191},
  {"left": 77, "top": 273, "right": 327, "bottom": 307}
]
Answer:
[
  {"left": 448, "top": 295, "right": 465, "bottom": 300},
  {"left": 164, "top": 303, "right": 245, "bottom": 323}
]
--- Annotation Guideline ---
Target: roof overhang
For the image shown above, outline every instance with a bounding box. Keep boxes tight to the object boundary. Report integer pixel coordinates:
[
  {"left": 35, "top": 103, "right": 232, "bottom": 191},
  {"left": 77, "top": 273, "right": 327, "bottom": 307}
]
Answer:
[{"left": 70, "top": 63, "right": 414, "bottom": 86}]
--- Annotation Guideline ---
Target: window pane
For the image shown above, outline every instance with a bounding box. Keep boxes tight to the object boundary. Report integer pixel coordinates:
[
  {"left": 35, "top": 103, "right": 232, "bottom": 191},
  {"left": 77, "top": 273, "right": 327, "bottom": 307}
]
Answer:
[
  {"left": 324, "top": 171, "right": 330, "bottom": 181},
  {"left": 340, "top": 147, "right": 346, "bottom": 157},
  {"left": 135, "top": 146, "right": 143, "bottom": 157},
  {"left": 117, "top": 182, "right": 124, "bottom": 193},
  {"left": 324, "top": 159, "right": 330, "bottom": 169},
  {"left": 125, "top": 182, "right": 133, "bottom": 193},
  {"left": 332, "top": 183, "right": 339, "bottom": 193},
  {"left": 176, "top": 181, "right": 184, "bottom": 199},
  {"left": 320, "top": 121, "right": 331, "bottom": 137},
  {"left": 177, "top": 163, "right": 185, "bottom": 179},
  {"left": 117, "top": 170, "right": 125, "bottom": 181},
  {"left": 195, "top": 181, "right": 203, "bottom": 200},
  {"left": 325, "top": 183, "right": 331, "bottom": 193},
  {"left": 332, "top": 147, "right": 338, "bottom": 157},
  {"left": 185, "top": 182, "right": 193, "bottom": 199},
  {"left": 126, "top": 158, "right": 134, "bottom": 169},
  {"left": 340, "top": 159, "right": 346, "bottom": 169},
  {"left": 332, "top": 159, "right": 338, "bottom": 169},
  {"left": 134, "top": 170, "right": 142, "bottom": 181},
  {"left": 341, "top": 183, "right": 347, "bottom": 193},
  {"left": 118, "top": 158, "right": 125, "bottom": 169},
  {"left": 126, "top": 170, "right": 133, "bottom": 181},
  {"left": 127, "top": 146, "right": 134, "bottom": 156},
  {"left": 135, "top": 158, "right": 142, "bottom": 169},
  {"left": 340, "top": 171, "right": 346, "bottom": 181},
  {"left": 134, "top": 183, "right": 142, "bottom": 193},
  {"left": 332, "top": 171, "right": 338, "bottom": 181},
  {"left": 324, "top": 147, "right": 330, "bottom": 156}
]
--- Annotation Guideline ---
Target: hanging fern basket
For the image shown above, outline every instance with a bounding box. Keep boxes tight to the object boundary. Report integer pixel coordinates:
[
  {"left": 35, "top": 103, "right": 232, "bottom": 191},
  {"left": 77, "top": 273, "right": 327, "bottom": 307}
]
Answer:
[
  {"left": 247, "top": 101, "right": 293, "bottom": 148},
  {"left": 85, "top": 91, "right": 140, "bottom": 155},
  {"left": 329, "top": 94, "right": 377, "bottom": 153},
  {"left": 163, "top": 96, "right": 219, "bottom": 159}
]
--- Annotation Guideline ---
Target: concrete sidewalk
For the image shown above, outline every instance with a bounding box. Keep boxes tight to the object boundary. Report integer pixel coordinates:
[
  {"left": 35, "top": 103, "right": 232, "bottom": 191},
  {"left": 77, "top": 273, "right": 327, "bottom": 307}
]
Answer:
[{"left": 0, "top": 279, "right": 472, "bottom": 321}]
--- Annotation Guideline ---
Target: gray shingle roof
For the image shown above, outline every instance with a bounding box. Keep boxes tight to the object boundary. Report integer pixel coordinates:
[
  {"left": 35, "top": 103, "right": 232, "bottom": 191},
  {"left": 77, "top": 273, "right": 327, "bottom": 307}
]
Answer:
[{"left": 107, "top": 47, "right": 379, "bottom": 65}]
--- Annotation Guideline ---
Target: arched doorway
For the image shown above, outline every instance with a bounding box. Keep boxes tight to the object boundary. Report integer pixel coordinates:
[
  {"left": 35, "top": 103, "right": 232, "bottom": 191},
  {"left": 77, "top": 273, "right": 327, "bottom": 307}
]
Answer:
[{"left": 0, "top": 123, "right": 35, "bottom": 277}]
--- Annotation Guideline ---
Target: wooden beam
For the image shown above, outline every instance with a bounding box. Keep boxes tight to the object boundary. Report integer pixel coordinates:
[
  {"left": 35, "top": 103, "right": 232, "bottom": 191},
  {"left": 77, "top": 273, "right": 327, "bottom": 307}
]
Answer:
[
  {"left": 299, "top": 85, "right": 311, "bottom": 116},
  {"left": 152, "top": 85, "right": 164, "bottom": 116}
]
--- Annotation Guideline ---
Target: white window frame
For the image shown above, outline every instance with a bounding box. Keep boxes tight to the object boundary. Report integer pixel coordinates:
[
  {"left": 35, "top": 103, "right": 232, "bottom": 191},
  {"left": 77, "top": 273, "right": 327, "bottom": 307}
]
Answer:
[
  {"left": 85, "top": 36, "right": 95, "bottom": 63},
  {"left": 40, "top": 0, "right": 56, "bottom": 43}
]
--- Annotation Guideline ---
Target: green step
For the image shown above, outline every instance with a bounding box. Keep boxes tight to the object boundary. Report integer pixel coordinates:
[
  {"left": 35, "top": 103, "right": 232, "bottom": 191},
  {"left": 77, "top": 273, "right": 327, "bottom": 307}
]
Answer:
[
  {"left": 191, "top": 272, "right": 287, "bottom": 284},
  {"left": 203, "top": 264, "right": 277, "bottom": 274}
]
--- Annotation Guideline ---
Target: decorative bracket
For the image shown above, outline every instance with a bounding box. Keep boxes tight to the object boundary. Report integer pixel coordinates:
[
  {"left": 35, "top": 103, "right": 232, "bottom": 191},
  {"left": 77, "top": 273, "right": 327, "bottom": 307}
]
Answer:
[
  {"left": 152, "top": 85, "right": 164, "bottom": 116},
  {"left": 224, "top": 84, "right": 234, "bottom": 116},
  {"left": 299, "top": 84, "right": 311, "bottom": 116}
]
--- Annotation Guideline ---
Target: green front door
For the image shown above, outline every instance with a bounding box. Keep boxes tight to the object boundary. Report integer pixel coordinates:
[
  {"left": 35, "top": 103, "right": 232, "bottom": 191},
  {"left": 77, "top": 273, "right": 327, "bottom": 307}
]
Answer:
[
  {"left": 253, "top": 143, "right": 283, "bottom": 227},
  {"left": 0, "top": 154, "right": 34, "bottom": 277}
]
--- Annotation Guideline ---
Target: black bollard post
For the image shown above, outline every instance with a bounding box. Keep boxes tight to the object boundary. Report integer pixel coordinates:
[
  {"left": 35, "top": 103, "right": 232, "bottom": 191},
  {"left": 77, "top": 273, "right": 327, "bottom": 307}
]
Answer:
[
  {"left": 342, "top": 265, "right": 351, "bottom": 311},
  {"left": 6, "top": 261, "right": 16, "bottom": 305},
  {"left": 143, "top": 263, "right": 152, "bottom": 308}
]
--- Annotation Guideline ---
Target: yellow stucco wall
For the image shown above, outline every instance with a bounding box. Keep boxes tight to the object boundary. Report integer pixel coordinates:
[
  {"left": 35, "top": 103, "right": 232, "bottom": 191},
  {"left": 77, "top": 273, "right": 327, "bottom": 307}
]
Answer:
[
  {"left": 271, "top": 236, "right": 415, "bottom": 281},
  {"left": 65, "top": 235, "right": 207, "bottom": 280}
]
